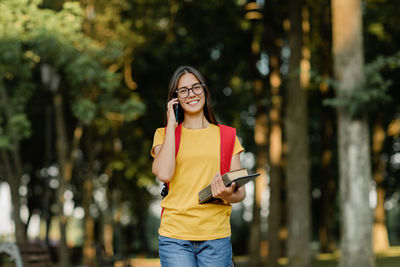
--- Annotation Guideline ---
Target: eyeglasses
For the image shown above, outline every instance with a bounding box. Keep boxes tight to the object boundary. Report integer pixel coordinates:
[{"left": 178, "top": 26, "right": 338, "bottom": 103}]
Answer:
[{"left": 175, "top": 83, "right": 204, "bottom": 99}]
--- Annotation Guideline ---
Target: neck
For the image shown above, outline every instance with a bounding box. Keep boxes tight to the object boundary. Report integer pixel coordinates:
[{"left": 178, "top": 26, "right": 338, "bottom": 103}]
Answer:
[{"left": 182, "top": 112, "right": 210, "bottom": 129}]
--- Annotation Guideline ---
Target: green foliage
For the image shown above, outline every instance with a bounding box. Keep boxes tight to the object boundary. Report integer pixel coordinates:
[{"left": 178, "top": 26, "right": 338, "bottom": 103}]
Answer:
[
  {"left": 8, "top": 114, "right": 32, "bottom": 139},
  {"left": 0, "top": 135, "right": 12, "bottom": 149},
  {"left": 66, "top": 54, "right": 103, "bottom": 86},
  {"left": 0, "top": 116, "right": 12, "bottom": 149},
  {"left": 323, "top": 51, "right": 400, "bottom": 117},
  {"left": 120, "top": 98, "right": 146, "bottom": 121},
  {"left": 71, "top": 99, "right": 97, "bottom": 125},
  {"left": 0, "top": 0, "right": 145, "bottom": 148}
]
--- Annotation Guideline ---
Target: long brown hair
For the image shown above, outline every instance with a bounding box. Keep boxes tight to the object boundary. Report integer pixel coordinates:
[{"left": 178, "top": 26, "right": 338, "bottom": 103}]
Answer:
[{"left": 166, "top": 66, "right": 218, "bottom": 125}]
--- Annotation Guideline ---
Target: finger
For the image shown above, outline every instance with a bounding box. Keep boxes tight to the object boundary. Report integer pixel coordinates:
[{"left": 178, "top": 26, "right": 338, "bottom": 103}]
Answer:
[
  {"left": 213, "top": 173, "right": 222, "bottom": 186},
  {"left": 211, "top": 178, "right": 217, "bottom": 197},
  {"left": 228, "top": 182, "right": 236, "bottom": 193},
  {"left": 212, "top": 178, "right": 223, "bottom": 197},
  {"left": 167, "top": 98, "right": 179, "bottom": 108},
  {"left": 216, "top": 178, "right": 223, "bottom": 188}
]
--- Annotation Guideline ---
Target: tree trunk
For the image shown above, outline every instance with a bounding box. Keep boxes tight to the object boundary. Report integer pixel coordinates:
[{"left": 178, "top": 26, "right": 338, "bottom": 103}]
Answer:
[
  {"left": 54, "top": 93, "right": 83, "bottom": 267},
  {"left": 249, "top": 79, "right": 268, "bottom": 265},
  {"left": 260, "top": 2, "right": 285, "bottom": 265},
  {"left": 320, "top": 115, "right": 337, "bottom": 252},
  {"left": 103, "top": 211, "right": 114, "bottom": 257},
  {"left": 53, "top": 93, "right": 70, "bottom": 267},
  {"left": 0, "top": 86, "right": 27, "bottom": 242},
  {"left": 331, "top": 0, "right": 375, "bottom": 266},
  {"left": 1, "top": 149, "right": 26, "bottom": 242},
  {"left": 285, "top": 1, "right": 312, "bottom": 267},
  {"left": 372, "top": 114, "right": 389, "bottom": 252},
  {"left": 267, "top": 53, "right": 284, "bottom": 267},
  {"left": 248, "top": 17, "right": 266, "bottom": 264},
  {"left": 83, "top": 126, "right": 96, "bottom": 267},
  {"left": 44, "top": 104, "right": 53, "bottom": 246}
]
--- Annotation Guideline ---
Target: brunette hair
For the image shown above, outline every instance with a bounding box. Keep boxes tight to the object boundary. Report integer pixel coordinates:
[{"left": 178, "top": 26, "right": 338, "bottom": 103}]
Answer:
[{"left": 166, "top": 66, "right": 218, "bottom": 125}]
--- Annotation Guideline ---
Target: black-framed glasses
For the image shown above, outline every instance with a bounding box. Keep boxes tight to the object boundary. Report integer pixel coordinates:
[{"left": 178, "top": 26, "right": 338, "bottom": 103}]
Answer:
[{"left": 175, "top": 83, "right": 204, "bottom": 99}]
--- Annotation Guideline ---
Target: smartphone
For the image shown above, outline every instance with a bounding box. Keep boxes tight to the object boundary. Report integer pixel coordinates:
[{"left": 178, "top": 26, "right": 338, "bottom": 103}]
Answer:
[{"left": 174, "top": 104, "right": 179, "bottom": 122}]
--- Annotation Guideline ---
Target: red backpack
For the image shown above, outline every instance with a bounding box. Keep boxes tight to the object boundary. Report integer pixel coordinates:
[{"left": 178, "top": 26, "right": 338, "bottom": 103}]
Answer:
[{"left": 161, "top": 124, "right": 236, "bottom": 216}]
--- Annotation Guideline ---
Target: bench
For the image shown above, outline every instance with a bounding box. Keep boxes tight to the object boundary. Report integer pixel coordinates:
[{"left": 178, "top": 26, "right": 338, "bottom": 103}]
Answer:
[{"left": 0, "top": 241, "right": 53, "bottom": 267}]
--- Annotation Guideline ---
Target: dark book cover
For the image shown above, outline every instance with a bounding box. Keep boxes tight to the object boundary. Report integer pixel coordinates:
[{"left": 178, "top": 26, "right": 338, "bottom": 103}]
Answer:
[{"left": 198, "top": 172, "right": 260, "bottom": 204}]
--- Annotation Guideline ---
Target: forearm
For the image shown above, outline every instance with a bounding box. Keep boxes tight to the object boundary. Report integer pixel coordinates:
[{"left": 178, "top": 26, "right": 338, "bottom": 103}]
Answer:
[
  {"left": 224, "top": 187, "right": 246, "bottom": 204},
  {"left": 152, "top": 125, "right": 176, "bottom": 182}
]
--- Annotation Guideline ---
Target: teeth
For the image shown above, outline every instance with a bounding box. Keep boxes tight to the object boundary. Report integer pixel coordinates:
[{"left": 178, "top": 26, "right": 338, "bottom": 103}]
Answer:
[{"left": 188, "top": 100, "right": 199, "bottom": 105}]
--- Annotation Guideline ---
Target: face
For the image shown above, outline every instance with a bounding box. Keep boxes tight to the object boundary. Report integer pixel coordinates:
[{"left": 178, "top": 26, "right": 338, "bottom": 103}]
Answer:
[{"left": 176, "top": 73, "right": 206, "bottom": 115}]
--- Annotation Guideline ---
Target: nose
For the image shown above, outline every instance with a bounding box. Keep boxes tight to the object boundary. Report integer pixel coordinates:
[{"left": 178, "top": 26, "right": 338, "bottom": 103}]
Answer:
[{"left": 188, "top": 88, "right": 196, "bottom": 97}]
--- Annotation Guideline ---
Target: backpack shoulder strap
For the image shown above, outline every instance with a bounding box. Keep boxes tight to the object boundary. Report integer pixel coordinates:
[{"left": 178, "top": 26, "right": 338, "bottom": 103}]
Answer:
[
  {"left": 174, "top": 124, "right": 182, "bottom": 156},
  {"left": 218, "top": 124, "right": 236, "bottom": 175}
]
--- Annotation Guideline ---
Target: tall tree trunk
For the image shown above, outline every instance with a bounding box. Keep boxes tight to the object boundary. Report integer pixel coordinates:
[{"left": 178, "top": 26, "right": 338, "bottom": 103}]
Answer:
[
  {"left": 0, "top": 86, "right": 26, "bottom": 242},
  {"left": 262, "top": 2, "right": 285, "bottom": 266},
  {"left": 103, "top": 206, "right": 114, "bottom": 257},
  {"left": 83, "top": 126, "right": 96, "bottom": 267},
  {"left": 53, "top": 92, "right": 70, "bottom": 267},
  {"left": 44, "top": 104, "right": 53, "bottom": 246},
  {"left": 320, "top": 115, "right": 337, "bottom": 253},
  {"left": 331, "top": 0, "right": 375, "bottom": 266},
  {"left": 53, "top": 92, "right": 84, "bottom": 267},
  {"left": 248, "top": 18, "right": 266, "bottom": 264},
  {"left": 372, "top": 113, "right": 389, "bottom": 252},
  {"left": 267, "top": 53, "right": 284, "bottom": 267},
  {"left": 308, "top": 1, "right": 337, "bottom": 252},
  {"left": 286, "top": 1, "right": 311, "bottom": 267},
  {"left": 249, "top": 78, "right": 268, "bottom": 265},
  {"left": 1, "top": 150, "right": 26, "bottom": 242}
]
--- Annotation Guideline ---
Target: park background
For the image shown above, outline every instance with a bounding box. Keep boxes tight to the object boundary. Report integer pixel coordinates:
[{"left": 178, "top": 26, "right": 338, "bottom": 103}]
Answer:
[{"left": 0, "top": 0, "right": 400, "bottom": 266}]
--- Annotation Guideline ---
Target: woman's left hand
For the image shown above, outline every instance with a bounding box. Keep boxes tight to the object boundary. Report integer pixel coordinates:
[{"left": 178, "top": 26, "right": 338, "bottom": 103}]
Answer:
[{"left": 211, "top": 173, "right": 236, "bottom": 202}]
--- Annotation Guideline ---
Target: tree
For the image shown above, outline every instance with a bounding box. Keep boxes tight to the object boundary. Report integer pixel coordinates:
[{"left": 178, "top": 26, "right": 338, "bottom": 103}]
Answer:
[
  {"left": 285, "top": 0, "right": 311, "bottom": 266},
  {"left": 363, "top": 0, "right": 400, "bottom": 252},
  {"left": 246, "top": 3, "right": 266, "bottom": 265},
  {"left": 331, "top": 0, "right": 375, "bottom": 266},
  {"left": 0, "top": 1, "right": 144, "bottom": 266},
  {"left": 307, "top": 0, "right": 338, "bottom": 253}
]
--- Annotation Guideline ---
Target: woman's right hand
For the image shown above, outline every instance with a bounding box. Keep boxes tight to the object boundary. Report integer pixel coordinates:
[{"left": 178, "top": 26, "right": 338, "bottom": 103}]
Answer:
[{"left": 167, "top": 98, "right": 180, "bottom": 126}]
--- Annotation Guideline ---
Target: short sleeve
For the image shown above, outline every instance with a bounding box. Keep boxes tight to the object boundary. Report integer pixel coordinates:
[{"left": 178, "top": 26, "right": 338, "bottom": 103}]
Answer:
[
  {"left": 233, "top": 136, "right": 244, "bottom": 155},
  {"left": 151, "top": 128, "right": 165, "bottom": 157}
]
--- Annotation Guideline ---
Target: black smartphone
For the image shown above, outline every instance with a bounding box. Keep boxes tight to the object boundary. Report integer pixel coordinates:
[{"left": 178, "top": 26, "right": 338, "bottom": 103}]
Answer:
[{"left": 174, "top": 104, "right": 179, "bottom": 122}]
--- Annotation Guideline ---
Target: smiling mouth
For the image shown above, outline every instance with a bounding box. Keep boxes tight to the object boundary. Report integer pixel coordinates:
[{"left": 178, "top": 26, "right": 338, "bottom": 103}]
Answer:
[{"left": 187, "top": 100, "right": 199, "bottom": 105}]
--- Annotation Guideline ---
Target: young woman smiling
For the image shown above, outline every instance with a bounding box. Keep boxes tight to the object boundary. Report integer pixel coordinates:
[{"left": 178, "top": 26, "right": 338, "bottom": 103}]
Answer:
[{"left": 151, "top": 66, "right": 245, "bottom": 267}]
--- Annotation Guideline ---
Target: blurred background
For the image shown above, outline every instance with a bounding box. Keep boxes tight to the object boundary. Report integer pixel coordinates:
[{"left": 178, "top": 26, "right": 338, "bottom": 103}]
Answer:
[{"left": 0, "top": 0, "right": 399, "bottom": 266}]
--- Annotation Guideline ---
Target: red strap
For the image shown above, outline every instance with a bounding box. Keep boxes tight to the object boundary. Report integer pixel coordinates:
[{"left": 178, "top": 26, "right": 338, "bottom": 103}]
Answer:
[
  {"left": 165, "top": 124, "right": 182, "bottom": 189},
  {"left": 219, "top": 124, "right": 236, "bottom": 175},
  {"left": 161, "top": 124, "right": 236, "bottom": 216},
  {"left": 174, "top": 124, "right": 182, "bottom": 156}
]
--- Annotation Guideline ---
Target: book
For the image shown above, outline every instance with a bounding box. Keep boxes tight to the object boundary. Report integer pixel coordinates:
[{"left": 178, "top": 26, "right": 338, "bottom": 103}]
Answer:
[{"left": 198, "top": 168, "right": 260, "bottom": 204}]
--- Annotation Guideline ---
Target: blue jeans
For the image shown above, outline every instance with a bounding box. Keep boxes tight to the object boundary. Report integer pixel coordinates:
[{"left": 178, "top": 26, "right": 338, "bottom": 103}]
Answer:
[{"left": 158, "top": 235, "right": 233, "bottom": 267}]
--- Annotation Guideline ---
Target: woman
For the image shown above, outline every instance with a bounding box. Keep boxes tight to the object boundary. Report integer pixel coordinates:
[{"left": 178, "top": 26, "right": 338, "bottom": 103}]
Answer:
[{"left": 151, "top": 66, "right": 245, "bottom": 267}]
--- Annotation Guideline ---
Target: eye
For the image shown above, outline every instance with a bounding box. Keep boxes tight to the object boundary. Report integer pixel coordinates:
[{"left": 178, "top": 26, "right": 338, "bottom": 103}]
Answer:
[{"left": 178, "top": 88, "right": 188, "bottom": 94}]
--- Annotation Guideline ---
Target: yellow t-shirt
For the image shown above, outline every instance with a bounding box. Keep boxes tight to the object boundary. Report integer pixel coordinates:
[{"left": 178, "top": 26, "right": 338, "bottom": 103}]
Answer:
[{"left": 151, "top": 123, "right": 244, "bottom": 240}]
